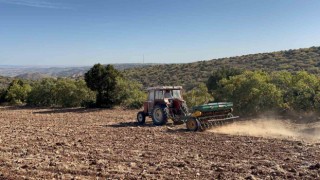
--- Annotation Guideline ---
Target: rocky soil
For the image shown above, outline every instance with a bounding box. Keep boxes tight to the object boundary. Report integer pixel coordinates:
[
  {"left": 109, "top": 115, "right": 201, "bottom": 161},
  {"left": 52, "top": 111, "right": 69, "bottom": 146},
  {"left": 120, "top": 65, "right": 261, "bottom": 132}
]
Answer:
[{"left": 0, "top": 107, "right": 320, "bottom": 179}]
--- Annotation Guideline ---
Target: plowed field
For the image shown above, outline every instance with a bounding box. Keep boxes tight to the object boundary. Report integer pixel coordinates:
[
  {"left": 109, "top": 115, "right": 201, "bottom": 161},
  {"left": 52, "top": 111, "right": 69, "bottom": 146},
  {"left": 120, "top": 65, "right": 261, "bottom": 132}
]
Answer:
[{"left": 0, "top": 107, "right": 320, "bottom": 179}]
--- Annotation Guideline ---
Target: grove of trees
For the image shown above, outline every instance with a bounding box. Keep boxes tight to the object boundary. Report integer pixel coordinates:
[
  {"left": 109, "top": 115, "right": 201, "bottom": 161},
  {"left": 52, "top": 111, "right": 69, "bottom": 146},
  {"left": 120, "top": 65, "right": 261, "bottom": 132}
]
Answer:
[
  {"left": 27, "top": 78, "right": 95, "bottom": 107},
  {"left": 1, "top": 62, "right": 320, "bottom": 120},
  {"left": 0, "top": 64, "right": 146, "bottom": 109},
  {"left": 208, "top": 69, "right": 320, "bottom": 116}
]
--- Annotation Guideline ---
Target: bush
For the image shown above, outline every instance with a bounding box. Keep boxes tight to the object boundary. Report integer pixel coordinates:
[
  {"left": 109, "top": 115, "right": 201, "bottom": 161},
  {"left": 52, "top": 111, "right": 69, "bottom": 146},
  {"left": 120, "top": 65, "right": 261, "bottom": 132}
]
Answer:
[
  {"left": 27, "top": 78, "right": 96, "bottom": 107},
  {"left": 183, "top": 83, "right": 213, "bottom": 107},
  {"left": 285, "top": 71, "right": 320, "bottom": 111},
  {"left": 206, "top": 67, "right": 243, "bottom": 94},
  {"left": 5, "top": 80, "right": 31, "bottom": 105},
  {"left": 27, "top": 78, "right": 57, "bottom": 107},
  {"left": 115, "top": 77, "right": 146, "bottom": 109},
  {"left": 0, "top": 88, "right": 7, "bottom": 104},
  {"left": 55, "top": 78, "right": 96, "bottom": 107},
  {"left": 81, "top": 100, "right": 97, "bottom": 108},
  {"left": 216, "top": 71, "right": 282, "bottom": 115},
  {"left": 213, "top": 70, "right": 320, "bottom": 115}
]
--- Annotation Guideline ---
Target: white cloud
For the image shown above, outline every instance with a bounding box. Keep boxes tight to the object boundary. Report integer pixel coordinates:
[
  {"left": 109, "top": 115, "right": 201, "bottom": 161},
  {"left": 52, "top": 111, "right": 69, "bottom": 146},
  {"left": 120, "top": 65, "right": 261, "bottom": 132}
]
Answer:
[{"left": 0, "top": 0, "right": 72, "bottom": 9}]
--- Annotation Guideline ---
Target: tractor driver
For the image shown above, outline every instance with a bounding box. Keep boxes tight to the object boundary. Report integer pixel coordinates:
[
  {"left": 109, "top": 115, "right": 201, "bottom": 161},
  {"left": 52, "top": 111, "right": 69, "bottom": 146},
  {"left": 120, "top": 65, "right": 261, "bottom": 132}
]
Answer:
[{"left": 164, "top": 90, "right": 173, "bottom": 99}]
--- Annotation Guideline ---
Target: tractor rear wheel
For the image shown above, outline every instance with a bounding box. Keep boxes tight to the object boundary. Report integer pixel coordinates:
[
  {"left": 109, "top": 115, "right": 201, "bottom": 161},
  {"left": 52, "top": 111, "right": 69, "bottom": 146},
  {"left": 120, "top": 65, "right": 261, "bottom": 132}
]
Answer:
[
  {"left": 137, "top": 111, "right": 146, "bottom": 125},
  {"left": 186, "top": 118, "right": 200, "bottom": 131},
  {"left": 152, "top": 105, "right": 168, "bottom": 126}
]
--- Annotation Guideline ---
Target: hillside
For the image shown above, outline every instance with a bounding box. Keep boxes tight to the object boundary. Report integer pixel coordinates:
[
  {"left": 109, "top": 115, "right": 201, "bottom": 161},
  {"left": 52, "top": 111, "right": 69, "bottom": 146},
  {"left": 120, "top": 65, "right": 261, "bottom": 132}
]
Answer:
[
  {"left": 124, "top": 46, "right": 320, "bottom": 90},
  {"left": 1, "top": 47, "right": 320, "bottom": 89},
  {"left": 15, "top": 72, "right": 51, "bottom": 80}
]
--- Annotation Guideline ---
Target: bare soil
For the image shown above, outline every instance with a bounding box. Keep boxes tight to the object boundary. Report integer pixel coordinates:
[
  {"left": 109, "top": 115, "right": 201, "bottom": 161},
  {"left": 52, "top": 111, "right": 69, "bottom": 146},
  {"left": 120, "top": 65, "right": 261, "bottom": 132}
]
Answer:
[{"left": 0, "top": 106, "right": 320, "bottom": 179}]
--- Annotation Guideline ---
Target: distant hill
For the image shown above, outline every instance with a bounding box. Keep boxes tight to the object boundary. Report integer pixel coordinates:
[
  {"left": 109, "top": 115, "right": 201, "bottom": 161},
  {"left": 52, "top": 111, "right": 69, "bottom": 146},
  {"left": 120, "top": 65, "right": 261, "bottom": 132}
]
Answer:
[
  {"left": 0, "top": 65, "right": 87, "bottom": 78},
  {"left": 0, "top": 63, "right": 158, "bottom": 79},
  {"left": 124, "top": 46, "right": 320, "bottom": 90},
  {"left": 15, "top": 73, "right": 51, "bottom": 81},
  {"left": 2, "top": 46, "right": 320, "bottom": 90}
]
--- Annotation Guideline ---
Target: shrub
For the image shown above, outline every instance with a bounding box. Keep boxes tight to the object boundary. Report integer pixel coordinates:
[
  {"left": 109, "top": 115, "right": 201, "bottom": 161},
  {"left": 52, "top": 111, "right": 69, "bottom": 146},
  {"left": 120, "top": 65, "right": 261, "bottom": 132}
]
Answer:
[
  {"left": 206, "top": 67, "right": 243, "bottom": 94},
  {"left": 0, "top": 88, "right": 7, "bottom": 104},
  {"left": 183, "top": 83, "right": 213, "bottom": 107},
  {"left": 27, "top": 78, "right": 57, "bottom": 107},
  {"left": 55, "top": 78, "right": 96, "bottom": 107},
  {"left": 115, "top": 77, "right": 146, "bottom": 109},
  {"left": 5, "top": 80, "right": 31, "bottom": 105},
  {"left": 27, "top": 78, "right": 95, "bottom": 107},
  {"left": 216, "top": 71, "right": 282, "bottom": 115}
]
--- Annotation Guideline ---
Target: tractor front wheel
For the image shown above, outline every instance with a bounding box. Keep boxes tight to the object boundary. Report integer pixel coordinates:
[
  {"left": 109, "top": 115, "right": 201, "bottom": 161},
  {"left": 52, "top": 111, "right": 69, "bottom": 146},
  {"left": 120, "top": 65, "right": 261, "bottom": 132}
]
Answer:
[
  {"left": 137, "top": 111, "right": 146, "bottom": 125},
  {"left": 152, "top": 105, "right": 168, "bottom": 126}
]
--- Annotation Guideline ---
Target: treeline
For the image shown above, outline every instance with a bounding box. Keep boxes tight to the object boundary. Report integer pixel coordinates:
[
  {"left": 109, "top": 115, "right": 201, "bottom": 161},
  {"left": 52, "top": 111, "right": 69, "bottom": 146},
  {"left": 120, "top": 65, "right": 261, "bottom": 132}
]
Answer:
[
  {"left": 0, "top": 64, "right": 146, "bottom": 109},
  {"left": 0, "top": 78, "right": 95, "bottom": 107},
  {"left": 2, "top": 63, "right": 320, "bottom": 117},
  {"left": 198, "top": 69, "right": 320, "bottom": 116},
  {"left": 125, "top": 46, "right": 320, "bottom": 90}
]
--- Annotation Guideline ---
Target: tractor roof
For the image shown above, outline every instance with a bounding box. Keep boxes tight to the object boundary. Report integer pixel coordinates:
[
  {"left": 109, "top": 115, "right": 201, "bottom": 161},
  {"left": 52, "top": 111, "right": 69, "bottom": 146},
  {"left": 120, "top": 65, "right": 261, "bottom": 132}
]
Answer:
[{"left": 147, "top": 86, "right": 183, "bottom": 91}]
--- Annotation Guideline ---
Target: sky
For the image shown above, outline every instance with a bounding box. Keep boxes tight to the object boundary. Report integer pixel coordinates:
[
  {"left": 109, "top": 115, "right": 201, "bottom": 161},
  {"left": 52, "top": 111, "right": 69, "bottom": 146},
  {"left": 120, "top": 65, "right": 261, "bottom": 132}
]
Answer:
[{"left": 0, "top": 0, "right": 320, "bottom": 66}]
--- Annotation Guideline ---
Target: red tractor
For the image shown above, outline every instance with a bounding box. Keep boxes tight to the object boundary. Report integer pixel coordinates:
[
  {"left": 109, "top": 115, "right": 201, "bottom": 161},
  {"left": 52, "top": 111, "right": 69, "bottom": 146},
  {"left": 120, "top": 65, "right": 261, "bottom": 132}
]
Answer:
[
  {"left": 136, "top": 86, "right": 188, "bottom": 125},
  {"left": 137, "top": 86, "right": 239, "bottom": 131}
]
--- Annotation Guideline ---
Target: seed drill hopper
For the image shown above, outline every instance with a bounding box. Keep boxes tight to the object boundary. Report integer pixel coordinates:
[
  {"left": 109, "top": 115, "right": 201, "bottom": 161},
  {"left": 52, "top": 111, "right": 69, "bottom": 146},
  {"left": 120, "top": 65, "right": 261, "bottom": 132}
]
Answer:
[
  {"left": 136, "top": 86, "right": 239, "bottom": 131},
  {"left": 184, "top": 102, "right": 239, "bottom": 131}
]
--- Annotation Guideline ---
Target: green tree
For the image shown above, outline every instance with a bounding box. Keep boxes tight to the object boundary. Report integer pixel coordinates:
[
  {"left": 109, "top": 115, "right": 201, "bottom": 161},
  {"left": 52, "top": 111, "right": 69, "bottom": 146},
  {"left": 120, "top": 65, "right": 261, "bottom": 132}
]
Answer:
[
  {"left": 206, "top": 67, "right": 242, "bottom": 97},
  {"left": 115, "top": 77, "right": 146, "bottom": 109},
  {"left": 5, "top": 79, "right": 31, "bottom": 104},
  {"left": 271, "top": 71, "right": 320, "bottom": 112},
  {"left": 27, "top": 78, "right": 96, "bottom": 107},
  {"left": 0, "top": 88, "right": 7, "bottom": 103},
  {"left": 270, "top": 71, "right": 294, "bottom": 110},
  {"left": 27, "top": 78, "right": 57, "bottom": 107},
  {"left": 184, "top": 83, "right": 213, "bottom": 107},
  {"left": 85, "top": 64, "right": 121, "bottom": 107},
  {"left": 217, "top": 71, "right": 282, "bottom": 115},
  {"left": 290, "top": 71, "right": 320, "bottom": 111},
  {"left": 55, "top": 78, "right": 96, "bottom": 107}
]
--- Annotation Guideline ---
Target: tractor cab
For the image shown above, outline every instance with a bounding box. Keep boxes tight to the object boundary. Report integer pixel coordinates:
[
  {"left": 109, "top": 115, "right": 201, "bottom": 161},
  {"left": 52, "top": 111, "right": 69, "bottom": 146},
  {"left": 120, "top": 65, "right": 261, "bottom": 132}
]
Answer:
[
  {"left": 145, "top": 86, "right": 183, "bottom": 114},
  {"left": 137, "top": 86, "right": 188, "bottom": 125}
]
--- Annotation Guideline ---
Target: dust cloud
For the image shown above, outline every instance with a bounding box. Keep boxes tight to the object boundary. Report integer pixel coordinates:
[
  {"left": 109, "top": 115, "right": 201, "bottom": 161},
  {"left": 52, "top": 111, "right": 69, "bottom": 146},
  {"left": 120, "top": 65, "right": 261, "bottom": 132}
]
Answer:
[{"left": 209, "top": 119, "right": 320, "bottom": 142}]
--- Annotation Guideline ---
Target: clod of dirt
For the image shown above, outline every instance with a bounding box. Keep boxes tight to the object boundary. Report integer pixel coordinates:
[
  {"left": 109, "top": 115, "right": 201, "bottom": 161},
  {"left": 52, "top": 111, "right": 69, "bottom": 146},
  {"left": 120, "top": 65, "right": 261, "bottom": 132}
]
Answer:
[
  {"left": 20, "top": 164, "right": 28, "bottom": 169},
  {"left": 245, "top": 175, "right": 256, "bottom": 180},
  {"left": 309, "top": 163, "right": 320, "bottom": 170},
  {"left": 55, "top": 142, "right": 65, "bottom": 146}
]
